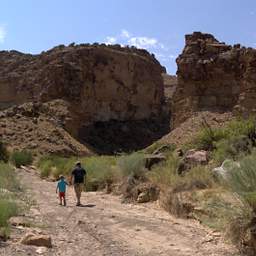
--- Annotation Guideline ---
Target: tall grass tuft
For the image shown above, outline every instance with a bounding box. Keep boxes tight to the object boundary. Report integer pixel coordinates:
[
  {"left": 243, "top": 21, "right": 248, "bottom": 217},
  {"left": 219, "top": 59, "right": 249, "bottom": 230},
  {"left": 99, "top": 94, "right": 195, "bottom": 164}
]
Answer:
[
  {"left": 10, "top": 150, "right": 33, "bottom": 168},
  {"left": 117, "top": 152, "right": 146, "bottom": 179},
  {"left": 0, "top": 162, "right": 19, "bottom": 239},
  {"left": 148, "top": 154, "right": 214, "bottom": 191},
  {"left": 190, "top": 118, "right": 256, "bottom": 151},
  {"left": 227, "top": 153, "right": 256, "bottom": 210},
  {"left": 223, "top": 152, "right": 256, "bottom": 251}
]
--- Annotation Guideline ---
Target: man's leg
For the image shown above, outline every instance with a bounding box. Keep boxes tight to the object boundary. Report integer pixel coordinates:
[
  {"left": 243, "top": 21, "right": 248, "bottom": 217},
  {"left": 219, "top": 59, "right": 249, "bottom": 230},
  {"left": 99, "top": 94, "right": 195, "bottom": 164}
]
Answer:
[{"left": 74, "top": 184, "right": 81, "bottom": 205}]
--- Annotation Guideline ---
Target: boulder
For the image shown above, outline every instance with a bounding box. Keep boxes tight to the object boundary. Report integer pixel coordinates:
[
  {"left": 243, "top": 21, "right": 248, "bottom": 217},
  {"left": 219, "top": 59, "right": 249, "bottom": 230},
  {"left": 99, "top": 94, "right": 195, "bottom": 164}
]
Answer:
[
  {"left": 8, "top": 216, "right": 30, "bottom": 227},
  {"left": 177, "top": 149, "right": 208, "bottom": 174},
  {"left": 136, "top": 183, "right": 160, "bottom": 203},
  {"left": 20, "top": 233, "right": 52, "bottom": 248},
  {"left": 137, "top": 192, "right": 150, "bottom": 203},
  {"left": 184, "top": 149, "right": 208, "bottom": 166}
]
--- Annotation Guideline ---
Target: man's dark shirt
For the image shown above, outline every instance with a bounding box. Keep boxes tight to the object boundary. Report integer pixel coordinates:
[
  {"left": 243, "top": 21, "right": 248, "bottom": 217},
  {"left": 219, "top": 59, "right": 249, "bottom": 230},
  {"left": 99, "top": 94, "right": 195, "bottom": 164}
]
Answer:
[{"left": 72, "top": 167, "right": 86, "bottom": 184}]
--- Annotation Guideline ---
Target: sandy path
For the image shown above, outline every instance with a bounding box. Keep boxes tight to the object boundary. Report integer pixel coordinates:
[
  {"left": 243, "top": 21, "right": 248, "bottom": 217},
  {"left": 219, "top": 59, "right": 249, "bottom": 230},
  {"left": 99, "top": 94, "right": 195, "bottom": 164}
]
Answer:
[{"left": 0, "top": 168, "right": 238, "bottom": 256}]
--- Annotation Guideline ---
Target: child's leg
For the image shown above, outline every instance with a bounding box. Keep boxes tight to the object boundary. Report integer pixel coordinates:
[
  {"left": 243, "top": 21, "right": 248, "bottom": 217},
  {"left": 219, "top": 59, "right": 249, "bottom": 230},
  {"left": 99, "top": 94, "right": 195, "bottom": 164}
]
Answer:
[{"left": 59, "top": 192, "right": 63, "bottom": 205}]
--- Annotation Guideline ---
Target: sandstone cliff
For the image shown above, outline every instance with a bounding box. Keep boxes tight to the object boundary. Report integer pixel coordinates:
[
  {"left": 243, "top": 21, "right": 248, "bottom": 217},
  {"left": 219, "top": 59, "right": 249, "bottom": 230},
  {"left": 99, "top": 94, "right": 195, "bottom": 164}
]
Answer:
[
  {"left": 172, "top": 32, "right": 256, "bottom": 128},
  {"left": 0, "top": 44, "right": 169, "bottom": 154}
]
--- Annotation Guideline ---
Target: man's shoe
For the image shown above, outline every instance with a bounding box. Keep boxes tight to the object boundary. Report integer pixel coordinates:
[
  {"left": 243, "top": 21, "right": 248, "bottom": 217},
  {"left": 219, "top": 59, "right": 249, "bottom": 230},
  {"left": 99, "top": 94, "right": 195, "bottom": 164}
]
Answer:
[{"left": 76, "top": 202, "right": 81, "bottom": 206}]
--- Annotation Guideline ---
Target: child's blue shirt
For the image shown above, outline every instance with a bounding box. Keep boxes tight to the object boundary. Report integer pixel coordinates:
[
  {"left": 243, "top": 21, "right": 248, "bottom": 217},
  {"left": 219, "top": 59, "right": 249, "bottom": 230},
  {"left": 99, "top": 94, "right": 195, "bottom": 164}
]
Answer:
[{"left": 57, "top": 179, "right": 68, "bottom": 192}]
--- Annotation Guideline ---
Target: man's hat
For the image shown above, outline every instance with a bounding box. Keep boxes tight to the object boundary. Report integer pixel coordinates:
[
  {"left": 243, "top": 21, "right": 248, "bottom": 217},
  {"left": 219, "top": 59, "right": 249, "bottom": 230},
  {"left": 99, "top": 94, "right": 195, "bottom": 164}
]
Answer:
[{"left": 75, "top": 161, "right": 81, "bottom": 166}]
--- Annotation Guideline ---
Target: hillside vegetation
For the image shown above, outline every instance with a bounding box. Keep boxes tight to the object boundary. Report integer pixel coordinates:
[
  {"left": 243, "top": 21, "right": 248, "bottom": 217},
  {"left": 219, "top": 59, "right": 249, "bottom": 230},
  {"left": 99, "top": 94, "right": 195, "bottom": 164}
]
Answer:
[{"left": 35, "top": 118, "right": 256, "bottom": 254}]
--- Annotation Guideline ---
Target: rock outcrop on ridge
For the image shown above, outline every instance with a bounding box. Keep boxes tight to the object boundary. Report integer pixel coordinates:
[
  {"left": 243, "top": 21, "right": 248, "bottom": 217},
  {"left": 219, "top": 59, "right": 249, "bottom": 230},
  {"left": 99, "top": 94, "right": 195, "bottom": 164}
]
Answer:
[
  {"left": 0, "top": 44, "right": 169, "bottom": 154},
  {"left": 172, "top": 32, "right": 256, "bottom": 128}
]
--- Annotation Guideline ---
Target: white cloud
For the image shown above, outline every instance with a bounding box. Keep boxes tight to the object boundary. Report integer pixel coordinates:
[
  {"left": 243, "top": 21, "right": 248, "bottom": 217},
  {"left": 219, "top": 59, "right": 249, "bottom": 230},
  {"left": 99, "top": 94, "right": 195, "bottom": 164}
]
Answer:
[
  {"left": 169, "top": 54, "right": 177, "bottom": 59},
  {"left": 0, "top": 25, "right": 6, "bottom": 43},
  {"left": 105, "top": 30, "right": 166, "bottom": 51},
  {"left": 121, "top": 29, "right": 131, "bottom": 39},
  {"left": 105, "top": 36, "right": 117, "bottom": 45},
  {"left": 128, "top": 37, "right": 158, "bottom": 49},
  {"left": 103, "top": 30, "right": 177, "bottom": 72}
]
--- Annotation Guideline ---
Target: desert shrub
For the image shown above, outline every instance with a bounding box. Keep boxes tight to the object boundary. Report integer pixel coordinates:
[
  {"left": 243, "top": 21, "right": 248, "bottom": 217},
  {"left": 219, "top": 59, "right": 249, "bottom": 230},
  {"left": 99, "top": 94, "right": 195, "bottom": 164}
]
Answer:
[
  {"left": 0, "top": 199, "right": 18, "bottom": 226},
  {"left": 212, "top": 135, "right": 252, "bottom": 164},
  {"left": 117, "top": 152, "right": 146, "bottom": 179},
  {"left": 39, "top": 160, "right": 53, "bottom": 178},
  {"left": 81, "top": 156, "right": 119, "bottom": 191},
  {"left": 190, "top": 118, "right": 256, "bottom": 152},
  {"left": 227, "top": 153, "right": 256, "bottom": 205},
  {"left": 0, "top": 163, "right": 19, "bottom": 239},
  {"left": 0, "top": 141, "right": 9, "bottom": 162},
  {"left": 37, "top": 155, "right": 75, "bottom": 178},
  {"left": 147, "top": 154, "right": 180, "bottom": 188},
  {"left": 10, "top": 150, "right": 33, "bottom": 168},
  {"left": 224, "top": 152, "right": 256, "bottom": 252},
  {"left": 182, "top": 166, "right": 215, "bottom": 190},
  {"left": 0, "top": 162, "right": 19, "bottom": 192},
  {"left": 148, "top": 154, "right": 214, "bottom": 191}
]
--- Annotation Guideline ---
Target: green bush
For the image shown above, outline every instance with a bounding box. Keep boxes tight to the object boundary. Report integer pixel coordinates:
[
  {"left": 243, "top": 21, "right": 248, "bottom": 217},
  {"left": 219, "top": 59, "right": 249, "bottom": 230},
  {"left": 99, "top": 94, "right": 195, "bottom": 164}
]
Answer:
[
  {"left": 0, "top": 199, "right": 18, "bottom": 226},
  {"left": 0, "top": 163, "right": 19, "bottom": 239},
  {"left": 82, "top": 156, "right": 119, "bottom": 191},
  {"left": 222, "top": 154, "right": 256, "bottom": 251},
  {"left": 147, "top": 154, "right": 180, "bottom": 188},
  {"left": 190, "top": 118, "right": 256, "bottom": 152},
  {"left": 0, "top": 141, "right": 9, "bottom": 162},
  {"left": 117, "top": 152, "right": 146, "bottom": 179},
  {"left": 148, "top": 154, "right": 214, "bottom": 191},
  {"left": 0, "top": 162, "right": 19, "bottom": 192},
  {"left": 10, "top": 150, "right": 33, "bottom": 168},
  {"left": 212, "top": 135, "right": 252, "bottom": 164},
  {"left": 226, "top": 153, "right": 256, "bottom": 211}
]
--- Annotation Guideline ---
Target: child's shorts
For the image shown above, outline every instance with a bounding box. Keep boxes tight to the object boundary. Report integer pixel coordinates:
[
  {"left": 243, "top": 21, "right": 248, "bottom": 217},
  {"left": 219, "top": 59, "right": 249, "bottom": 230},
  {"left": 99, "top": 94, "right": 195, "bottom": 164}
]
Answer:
[{"left": 59, "top": 192, "right": 65, "bottom": 199}]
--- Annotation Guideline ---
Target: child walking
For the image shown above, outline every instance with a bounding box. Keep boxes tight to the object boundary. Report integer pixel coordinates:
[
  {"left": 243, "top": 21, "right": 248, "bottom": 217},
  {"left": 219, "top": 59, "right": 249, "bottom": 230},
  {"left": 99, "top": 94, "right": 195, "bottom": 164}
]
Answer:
[{"left": 56, "top": 175, "right": 68, "bottom": 206}]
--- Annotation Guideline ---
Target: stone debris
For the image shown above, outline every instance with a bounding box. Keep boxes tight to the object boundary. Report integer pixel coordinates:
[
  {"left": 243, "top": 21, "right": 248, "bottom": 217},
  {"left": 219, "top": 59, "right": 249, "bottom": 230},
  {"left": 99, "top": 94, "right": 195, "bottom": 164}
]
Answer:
[{"left": 20, "top": 233, "right": 52, "bottom": 248}]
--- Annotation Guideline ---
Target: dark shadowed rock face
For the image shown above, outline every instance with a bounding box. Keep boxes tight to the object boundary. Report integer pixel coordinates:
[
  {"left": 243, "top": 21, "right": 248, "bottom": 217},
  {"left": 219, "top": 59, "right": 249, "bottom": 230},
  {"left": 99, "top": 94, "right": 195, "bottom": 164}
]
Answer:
[
  {"left": 173, "top": 31, "right": 256, "bottom": 127},
  {"left": 0, "top": 44, "right": 169, "bottom": 154}
]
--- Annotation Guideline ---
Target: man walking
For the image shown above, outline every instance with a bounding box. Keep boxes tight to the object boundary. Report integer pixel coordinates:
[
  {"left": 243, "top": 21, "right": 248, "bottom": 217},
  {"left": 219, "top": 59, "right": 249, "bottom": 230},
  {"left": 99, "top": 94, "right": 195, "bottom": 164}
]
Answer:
[{"left": 71, "top": 161, "right": 86, "bottom": 206}]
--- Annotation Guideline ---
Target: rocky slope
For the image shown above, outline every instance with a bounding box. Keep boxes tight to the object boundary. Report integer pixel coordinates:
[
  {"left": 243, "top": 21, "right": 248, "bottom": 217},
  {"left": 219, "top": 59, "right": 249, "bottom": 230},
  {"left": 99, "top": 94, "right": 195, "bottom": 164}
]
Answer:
[
  {"left": 172, "top": 32, "right": 256, "bottom": 128},
  {"left": 0, "top": 100, "right": 91, "bottom": 156},
  {"left": 0, "top": 44, "right": 169, "bottom": 154}
]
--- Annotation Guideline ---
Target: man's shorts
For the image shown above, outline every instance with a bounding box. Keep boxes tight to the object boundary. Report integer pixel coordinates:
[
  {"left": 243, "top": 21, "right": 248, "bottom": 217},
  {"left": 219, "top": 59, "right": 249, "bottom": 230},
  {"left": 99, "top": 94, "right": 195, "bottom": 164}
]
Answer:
[
  {"left": 59, "top": 192, "right": 65, "bottom": 199},
  {"left": 74, "top": 183, "right": 84, "bottom": 197}
]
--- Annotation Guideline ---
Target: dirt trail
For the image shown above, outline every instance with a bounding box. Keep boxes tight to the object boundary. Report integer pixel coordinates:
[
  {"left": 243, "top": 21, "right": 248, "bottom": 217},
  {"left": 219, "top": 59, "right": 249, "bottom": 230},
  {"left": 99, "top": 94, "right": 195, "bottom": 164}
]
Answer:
[{"left": 1, "top": 168, "right": 238, "bottom": 256}]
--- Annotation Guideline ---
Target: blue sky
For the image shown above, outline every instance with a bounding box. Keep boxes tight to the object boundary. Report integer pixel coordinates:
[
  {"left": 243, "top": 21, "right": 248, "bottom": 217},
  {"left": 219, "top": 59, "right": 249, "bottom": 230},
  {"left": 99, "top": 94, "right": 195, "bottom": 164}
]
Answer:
[{"left": 0, "top": 0, "right": 256, "bottom": 74}]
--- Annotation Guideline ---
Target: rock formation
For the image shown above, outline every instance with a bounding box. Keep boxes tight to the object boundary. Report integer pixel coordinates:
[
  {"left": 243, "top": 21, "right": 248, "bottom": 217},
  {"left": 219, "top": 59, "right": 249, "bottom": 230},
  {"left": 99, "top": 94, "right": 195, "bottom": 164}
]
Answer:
[
  {"left": 172, "top": 32, "right": 256, "bottom": 127},
  {"left": 0, "top": 44, "right": 169, "bottom": 154}
]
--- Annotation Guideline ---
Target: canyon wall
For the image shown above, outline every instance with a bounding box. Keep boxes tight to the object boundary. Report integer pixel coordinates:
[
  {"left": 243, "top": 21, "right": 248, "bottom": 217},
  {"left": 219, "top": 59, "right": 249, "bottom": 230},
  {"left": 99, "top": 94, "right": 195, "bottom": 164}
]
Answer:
[
  {"left": 0, "top": 44, "right": 169, "bottom": 153},
  {"left": 173, "top": 32, "right": 256, "bottom": 127}
]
